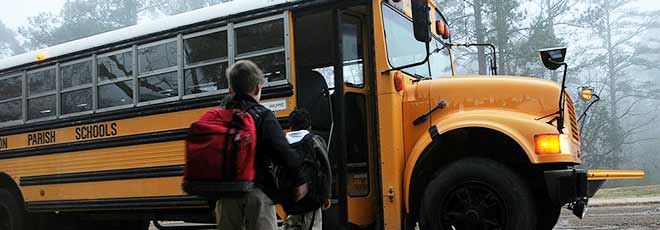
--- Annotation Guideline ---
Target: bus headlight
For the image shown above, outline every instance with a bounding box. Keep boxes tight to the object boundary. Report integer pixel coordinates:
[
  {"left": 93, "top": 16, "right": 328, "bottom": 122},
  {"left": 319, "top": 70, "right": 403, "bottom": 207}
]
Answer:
[{"left": 535, "top": 134, "right": 571, "bottom": 155}]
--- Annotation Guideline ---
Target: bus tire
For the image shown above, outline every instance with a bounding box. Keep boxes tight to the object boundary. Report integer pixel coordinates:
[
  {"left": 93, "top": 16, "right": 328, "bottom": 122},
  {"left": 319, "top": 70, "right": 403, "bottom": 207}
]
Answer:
[
  {"left": 419, "top": 158, "right": 536, "bottom": 230},
  {"left": 0, "top": 189, "right": 24, "bottom": 230},
  {"left": 536, "top": 201, "right": 561, "bottom": 230}
]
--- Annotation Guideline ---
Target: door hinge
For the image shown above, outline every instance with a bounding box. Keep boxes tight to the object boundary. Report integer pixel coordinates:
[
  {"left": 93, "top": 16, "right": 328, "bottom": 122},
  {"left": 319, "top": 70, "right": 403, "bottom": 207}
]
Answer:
[{"left": 386, "top": 186, "right": 395, "bottom": 203}]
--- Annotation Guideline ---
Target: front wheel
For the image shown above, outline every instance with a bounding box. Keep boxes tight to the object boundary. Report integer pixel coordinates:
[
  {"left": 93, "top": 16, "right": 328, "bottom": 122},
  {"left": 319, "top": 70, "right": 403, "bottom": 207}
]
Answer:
[
  {"left": 419, "top": 158, "right": 537, "bottom": 230},
  {"left": 536, "top": 201, "right": 561, "bottom": 230},
  {"left": 0, "top": 189, "right": 24, "bottom": 230}
]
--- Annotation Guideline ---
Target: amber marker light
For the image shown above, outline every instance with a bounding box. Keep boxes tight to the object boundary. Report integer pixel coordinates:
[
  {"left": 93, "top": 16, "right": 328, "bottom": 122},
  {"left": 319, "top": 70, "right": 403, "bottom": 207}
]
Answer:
[
  {"left": 534, "top": 134, "right": 561, "bottom": 155},
  {"left": 393, "top": 71, "right": 405, "bottom": 92},
  {"left": 436, "top": 20, "right": 445, "bottom": 36},
  {"left": 580, "top": 87, "right": 594, "bottom": 101},
  {"left": 435, "top": 20, "right": 451, "bottom": 39},
  {"left": 36, "top": 53, "right": 47, "bottom": 61}
]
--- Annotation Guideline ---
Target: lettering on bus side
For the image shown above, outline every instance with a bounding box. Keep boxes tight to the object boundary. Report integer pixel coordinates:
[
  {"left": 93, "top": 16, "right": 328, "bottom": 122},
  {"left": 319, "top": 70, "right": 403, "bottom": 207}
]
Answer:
[
  {"left": 27, "top": 131, "right": 57, "bottom": 146},
  {"left": 75, "top": 122, "right": 118, "bottom": 141},
  {"left": 0, "top": 137, "right": 7, "bottom": 150}
]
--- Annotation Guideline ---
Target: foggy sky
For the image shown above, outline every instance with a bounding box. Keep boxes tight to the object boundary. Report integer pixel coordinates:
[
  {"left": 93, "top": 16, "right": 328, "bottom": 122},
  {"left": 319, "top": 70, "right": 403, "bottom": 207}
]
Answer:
[{"left": 1, "top": 0, "right": 660, "bottom": 31}]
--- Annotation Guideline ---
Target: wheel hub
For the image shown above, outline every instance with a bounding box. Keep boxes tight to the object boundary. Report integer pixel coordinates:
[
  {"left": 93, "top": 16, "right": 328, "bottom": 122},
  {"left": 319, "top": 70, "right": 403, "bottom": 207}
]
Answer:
[
  {"left": 466, "top": 209, "right": 480, "bottom": 222},
  {"left": 440, "top": 181, "right": 507, "bottom": 230}
]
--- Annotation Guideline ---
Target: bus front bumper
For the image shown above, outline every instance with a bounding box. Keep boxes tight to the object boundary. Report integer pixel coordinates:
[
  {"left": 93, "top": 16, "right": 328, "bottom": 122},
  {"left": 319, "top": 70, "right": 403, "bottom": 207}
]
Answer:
[{"left": 544, "top": 169, "right": 645, "bottom": 218}]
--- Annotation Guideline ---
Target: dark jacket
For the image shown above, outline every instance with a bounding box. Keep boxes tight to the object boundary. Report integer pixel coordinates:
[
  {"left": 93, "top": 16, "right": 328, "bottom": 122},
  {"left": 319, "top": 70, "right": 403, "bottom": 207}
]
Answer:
[
  {"left": 286, "top": 131, "right": 332, "bottom": 201},
  {"left": 221, "top": 94, "right": 305, "bottom": 199}
]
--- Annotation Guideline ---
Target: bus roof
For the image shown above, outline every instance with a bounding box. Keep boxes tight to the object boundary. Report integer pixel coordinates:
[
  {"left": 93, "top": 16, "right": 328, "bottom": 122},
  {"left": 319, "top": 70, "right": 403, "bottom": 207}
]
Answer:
[{"left": 0, "top": 0, "right": 298, "bottom": 72}]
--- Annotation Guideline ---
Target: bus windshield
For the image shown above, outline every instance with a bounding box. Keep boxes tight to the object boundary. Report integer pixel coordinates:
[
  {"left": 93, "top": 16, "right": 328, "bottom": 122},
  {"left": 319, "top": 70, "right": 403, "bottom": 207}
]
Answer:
[{"left": 382, "top": 3, "right": 453, "bottom": 78}]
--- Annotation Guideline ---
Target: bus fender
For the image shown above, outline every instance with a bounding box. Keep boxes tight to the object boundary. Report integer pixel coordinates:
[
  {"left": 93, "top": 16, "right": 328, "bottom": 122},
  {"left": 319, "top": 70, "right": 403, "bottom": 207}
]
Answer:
[{"left": 402, "top": 109, "right": 563, "bottom": 213}]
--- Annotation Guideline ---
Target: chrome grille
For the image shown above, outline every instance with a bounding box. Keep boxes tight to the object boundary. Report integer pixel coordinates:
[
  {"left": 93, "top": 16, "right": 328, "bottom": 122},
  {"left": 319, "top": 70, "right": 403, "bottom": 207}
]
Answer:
[{"left": 565, "top": 94, "right": 580, "bottom": 142}]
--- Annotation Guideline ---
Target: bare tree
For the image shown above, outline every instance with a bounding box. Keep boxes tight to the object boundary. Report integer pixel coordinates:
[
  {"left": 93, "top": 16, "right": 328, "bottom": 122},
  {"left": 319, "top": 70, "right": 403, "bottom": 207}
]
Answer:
[
  {"left": 0, "top": 20, "right": 24, "bottom": 58},
  {"left": 439, "top": 0, "right": 489, "bottom": 74},
  {"left": 573, "top": 0, "right": 660, "bottom": 169}
]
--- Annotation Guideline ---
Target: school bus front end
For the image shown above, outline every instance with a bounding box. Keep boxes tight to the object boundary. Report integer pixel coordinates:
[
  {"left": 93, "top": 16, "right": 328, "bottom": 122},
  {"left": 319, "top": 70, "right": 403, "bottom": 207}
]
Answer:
[
  {"left": 397, "top": 76, "right": 644, "bottom": 225},
  {"left": 373, "top": 0, "right": 644, "bottom": 229}
]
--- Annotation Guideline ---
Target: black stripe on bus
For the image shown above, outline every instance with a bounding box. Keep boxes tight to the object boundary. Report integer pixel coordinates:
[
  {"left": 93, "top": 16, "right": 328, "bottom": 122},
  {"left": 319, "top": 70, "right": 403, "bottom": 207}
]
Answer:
[
  {"left": 26, "top": 196, "right": 208, "bottom": 213},
  {"left": 0, "top": 84, "right": 293, "bottom": 136},
  {"left": 0, "top": 117, "right": 289, "bottom": 160},
  {"left": 20, "top": 165, "right": 184, "bottom": 186},
  {"left": 0, "top": 129, "right": 189, "bottom": 160}
]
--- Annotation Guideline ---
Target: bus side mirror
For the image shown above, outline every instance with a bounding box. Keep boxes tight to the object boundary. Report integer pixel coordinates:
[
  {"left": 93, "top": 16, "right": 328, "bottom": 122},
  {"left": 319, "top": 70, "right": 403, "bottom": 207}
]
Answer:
[
  {"left": 411, "top": 0, "right": 431, "bottom": 43},
  {"left": 539, "top": 47, "right": 567, "bottom": 70}
]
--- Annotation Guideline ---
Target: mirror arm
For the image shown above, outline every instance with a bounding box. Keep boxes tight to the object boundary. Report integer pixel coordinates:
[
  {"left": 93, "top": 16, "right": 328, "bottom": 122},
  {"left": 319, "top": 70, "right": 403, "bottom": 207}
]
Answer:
[
  {"left": 578, "top": 93, "right": 600, "bottom": 123},
  {"left": 554, "top": 60, "right": 568, "bottom": 134},
  {"left": 535, "top": 60, "right": 568, "bottom": 134},
  {"left": 449, "top": 43, "right": 497, "bottom": 75}
]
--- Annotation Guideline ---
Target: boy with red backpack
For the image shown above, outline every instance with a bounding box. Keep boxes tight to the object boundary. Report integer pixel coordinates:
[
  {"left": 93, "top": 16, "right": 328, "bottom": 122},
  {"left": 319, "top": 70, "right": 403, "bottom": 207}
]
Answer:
[{"left": 183, "top": 60, "right": 308, "bottom": 230}]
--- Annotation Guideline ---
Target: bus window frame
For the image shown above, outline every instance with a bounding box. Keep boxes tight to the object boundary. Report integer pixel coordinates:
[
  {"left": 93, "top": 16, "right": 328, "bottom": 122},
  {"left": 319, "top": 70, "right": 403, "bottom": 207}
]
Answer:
[
  {"left": 381, "top": 2, "right": 454, "bottom": 79},
  {"left": 0, "top": 72, "right": 25, "bottom": 127},
  {"left": 181, "top": 26, "right": 230, "bottom": 100},
  {"left": 182, "top": 26, "right": 229, "bottom": 65},
  {"left": 96, "top": 47, "right": 137, "bottom": 113},
  {"left": 341, "top": 12, "right": 366, "bottom": 89},
  {"left": 97, "top": 48, "right": 135, "bottom": 84},
  {"left": 59, "top": 57, "right": 95, "bottom": 118},
  {"left": 137, "top": 38, "right": 179, "bottom": 76},
  {"left": 26, "top": 65, "right": 58, "bottom": 123},
  {"left": 233, "top": 13, "right": 290, "bottom": 88},
  {"left": 136, "top": 37, "right": 181, "bottom": 107}
]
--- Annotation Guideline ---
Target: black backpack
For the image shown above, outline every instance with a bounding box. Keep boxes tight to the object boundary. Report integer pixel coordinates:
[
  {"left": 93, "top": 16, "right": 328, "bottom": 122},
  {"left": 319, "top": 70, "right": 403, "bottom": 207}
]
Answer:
[{"left": 279, "top": 133, "right": 332, "bottom": 215}]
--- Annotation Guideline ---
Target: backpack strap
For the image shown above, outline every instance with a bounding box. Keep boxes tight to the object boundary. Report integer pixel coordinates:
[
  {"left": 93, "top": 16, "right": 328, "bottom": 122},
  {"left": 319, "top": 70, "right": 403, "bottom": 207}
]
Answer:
[
  {"left": 308, "top": 208, "right": 317, "bottom": 230},
  {"left": 310, "top": 134, "right": 332, "bottom": 200},
  {"left": 228, "top": 127, "right": 238, "bottom": 179}
]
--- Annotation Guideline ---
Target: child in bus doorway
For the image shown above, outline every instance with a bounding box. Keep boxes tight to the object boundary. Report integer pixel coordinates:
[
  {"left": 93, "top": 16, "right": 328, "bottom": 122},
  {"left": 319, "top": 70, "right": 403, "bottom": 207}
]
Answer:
[{"left": 283, "top": 109, "right": 332, "bottom": 230}]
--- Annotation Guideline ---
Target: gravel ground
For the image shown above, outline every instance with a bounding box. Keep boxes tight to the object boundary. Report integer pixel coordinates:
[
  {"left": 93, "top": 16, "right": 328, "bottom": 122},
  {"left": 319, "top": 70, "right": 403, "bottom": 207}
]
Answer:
[
  {"left": 148, "top": 198, "right": 660, "bottom": 230},
  {"left": 554, "top": 203, "right": 660, "bottom": 230}
]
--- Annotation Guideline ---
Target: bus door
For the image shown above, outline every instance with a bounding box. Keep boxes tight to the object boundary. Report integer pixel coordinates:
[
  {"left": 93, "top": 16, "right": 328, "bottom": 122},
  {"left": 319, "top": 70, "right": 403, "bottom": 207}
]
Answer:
[{"left": 293, "top": 5, "right": 377, "bottom": 230}]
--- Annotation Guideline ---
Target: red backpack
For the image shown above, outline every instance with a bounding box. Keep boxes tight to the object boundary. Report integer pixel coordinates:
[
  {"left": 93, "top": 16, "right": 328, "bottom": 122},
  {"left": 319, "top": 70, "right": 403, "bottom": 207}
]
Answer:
[{"left": 182, "top": 108, "right": 257, "bottom": 198}]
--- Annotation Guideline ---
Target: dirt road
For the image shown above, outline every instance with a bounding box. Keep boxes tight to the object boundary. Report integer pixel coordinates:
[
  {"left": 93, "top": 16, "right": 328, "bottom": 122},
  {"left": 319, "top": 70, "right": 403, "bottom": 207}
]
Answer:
[
  {"left": 149, "top": 202, "right": 660, "bottom": 230},
  {"left": 554, "top": 204, "right": 660, "bottom": 230}
]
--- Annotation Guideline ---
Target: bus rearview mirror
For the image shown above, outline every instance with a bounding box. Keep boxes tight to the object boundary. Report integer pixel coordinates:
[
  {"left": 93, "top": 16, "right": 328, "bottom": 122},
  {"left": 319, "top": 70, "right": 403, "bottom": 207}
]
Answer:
[
  {"left": 539, "top": 47, "right": 567, "bottom": 70},
  {"left": 411, "top": 0, "right": 431, "bottom": 43}
]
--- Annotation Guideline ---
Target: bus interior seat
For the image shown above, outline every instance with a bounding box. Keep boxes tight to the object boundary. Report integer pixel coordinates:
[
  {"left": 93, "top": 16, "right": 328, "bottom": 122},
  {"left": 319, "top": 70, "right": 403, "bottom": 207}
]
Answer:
[{"left": 297, "top": 69, "right": 332, "bottom": 141}]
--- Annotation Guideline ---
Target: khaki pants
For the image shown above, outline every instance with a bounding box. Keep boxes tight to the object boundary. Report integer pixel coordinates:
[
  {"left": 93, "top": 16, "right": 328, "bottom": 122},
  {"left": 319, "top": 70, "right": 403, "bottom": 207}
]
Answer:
[
  {"left": 215, "top": 188, "right": 277, "bottom": 230},
  {"left": 283, "top": 208, "right": 322, "bottom": 230}
]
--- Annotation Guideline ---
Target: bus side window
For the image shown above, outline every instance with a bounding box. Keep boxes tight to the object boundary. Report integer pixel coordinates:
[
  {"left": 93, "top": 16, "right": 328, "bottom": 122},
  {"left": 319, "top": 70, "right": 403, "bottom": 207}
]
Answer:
[
  {"left": 234, "top": 19, "right": 287, "bottom": 83},
  {"left": 183, "top": 30, "right": 229, "bottom": 95},
  {"left": 138, "top": 40, "right": 179, "bottom": 102},
  {"left": 97, "top": 51, "right": 134, "bottom": 109},
  {"left": 341, "top": 18, "right": 364, "bottom": 88},
  {"left": 27, "top": 68, "right": 57, "bottom": 120},
  {"left": 0, "top": 75, "right": 22, "bottom": 123},
  {"left": 61, "top": 60, "right": 93, "bottom": 115}
]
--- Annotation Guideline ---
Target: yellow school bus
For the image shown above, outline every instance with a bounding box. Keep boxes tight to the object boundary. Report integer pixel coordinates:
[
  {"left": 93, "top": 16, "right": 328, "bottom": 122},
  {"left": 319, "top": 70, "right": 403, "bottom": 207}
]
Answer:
[{"left": 0, "top": 0, "right": 644, "bottom": 230}]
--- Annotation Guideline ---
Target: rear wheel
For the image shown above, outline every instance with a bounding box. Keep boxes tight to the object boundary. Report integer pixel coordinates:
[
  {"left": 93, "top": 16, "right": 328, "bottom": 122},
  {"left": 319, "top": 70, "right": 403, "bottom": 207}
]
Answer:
[
  {"left": 0, "top": 189, "right": 24, "bottom": 230},
  {"left": 419, "top": 158, "right": 537, "bottom": 230}
]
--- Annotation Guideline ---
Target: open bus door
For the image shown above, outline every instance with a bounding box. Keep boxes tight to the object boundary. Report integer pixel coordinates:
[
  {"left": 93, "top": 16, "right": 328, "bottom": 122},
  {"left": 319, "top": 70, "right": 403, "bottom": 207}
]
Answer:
[{"left": 293, "top": 4, "right": 378, "bottom": 229}]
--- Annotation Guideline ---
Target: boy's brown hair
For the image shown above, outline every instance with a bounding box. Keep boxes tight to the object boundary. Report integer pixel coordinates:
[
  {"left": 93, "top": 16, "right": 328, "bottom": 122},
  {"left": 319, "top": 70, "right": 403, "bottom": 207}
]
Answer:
[{"left": 226, "top": 60, "right": 266, "bottom": 94}]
